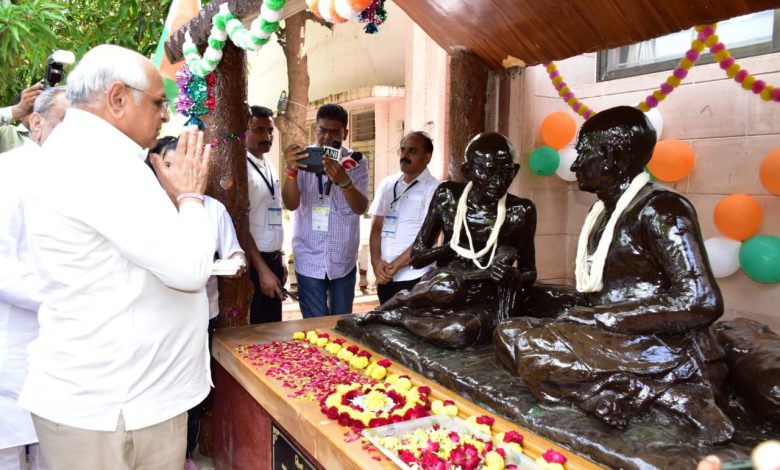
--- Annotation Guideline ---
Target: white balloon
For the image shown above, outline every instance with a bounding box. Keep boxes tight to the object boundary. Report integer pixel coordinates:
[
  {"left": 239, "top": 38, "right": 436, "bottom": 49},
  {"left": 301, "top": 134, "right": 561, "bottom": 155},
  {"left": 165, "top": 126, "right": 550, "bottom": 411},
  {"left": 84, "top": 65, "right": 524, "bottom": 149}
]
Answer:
[
  {"left": 334, "top": 0, "right": 356, "bottom": 20},
  {"left": 318, "top": 0, "right": 333, "bottom": 21},
  {"left": 644, "top": 108, "right": 664, "bottom": 140},
  {"left": 555, "top": 147, "right": 578, "bottom": 181},
  {"left": 704, "top": 237, "right": 742, "bottom": 278}
]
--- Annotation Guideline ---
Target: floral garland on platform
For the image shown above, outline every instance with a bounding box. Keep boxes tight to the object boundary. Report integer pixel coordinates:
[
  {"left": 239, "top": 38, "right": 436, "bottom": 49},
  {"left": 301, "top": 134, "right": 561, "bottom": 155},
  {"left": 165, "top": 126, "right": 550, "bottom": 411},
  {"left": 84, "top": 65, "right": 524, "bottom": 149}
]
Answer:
[
  {"left": 237, "top": 331, "right": 577, "bottom": 469},
  {"left": 542, "top": 24, "right": 718, "bottom": 119}
]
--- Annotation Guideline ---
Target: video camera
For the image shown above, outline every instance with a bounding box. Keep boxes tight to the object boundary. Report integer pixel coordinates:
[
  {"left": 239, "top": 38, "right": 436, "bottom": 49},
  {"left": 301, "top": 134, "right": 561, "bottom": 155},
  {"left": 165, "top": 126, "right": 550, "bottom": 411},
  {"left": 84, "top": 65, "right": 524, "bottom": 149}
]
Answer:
[{"left": 45, "top": 50, "right": 76, "bottom": 87}]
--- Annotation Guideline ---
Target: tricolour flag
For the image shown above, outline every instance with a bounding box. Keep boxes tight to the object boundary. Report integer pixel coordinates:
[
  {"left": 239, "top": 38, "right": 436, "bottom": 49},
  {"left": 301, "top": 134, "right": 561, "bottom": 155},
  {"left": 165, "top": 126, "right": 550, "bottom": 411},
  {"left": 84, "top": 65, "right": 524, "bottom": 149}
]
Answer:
[{"left": 153, "top": 0, "right": 201, "bottom": 103}]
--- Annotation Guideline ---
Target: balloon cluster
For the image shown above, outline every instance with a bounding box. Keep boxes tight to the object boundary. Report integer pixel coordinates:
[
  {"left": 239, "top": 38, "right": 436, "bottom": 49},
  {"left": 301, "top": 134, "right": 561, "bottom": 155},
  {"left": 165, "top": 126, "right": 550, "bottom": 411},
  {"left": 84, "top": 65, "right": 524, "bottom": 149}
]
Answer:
[{"left": 706, "top": 190, "right": 779, "bottom": 283}]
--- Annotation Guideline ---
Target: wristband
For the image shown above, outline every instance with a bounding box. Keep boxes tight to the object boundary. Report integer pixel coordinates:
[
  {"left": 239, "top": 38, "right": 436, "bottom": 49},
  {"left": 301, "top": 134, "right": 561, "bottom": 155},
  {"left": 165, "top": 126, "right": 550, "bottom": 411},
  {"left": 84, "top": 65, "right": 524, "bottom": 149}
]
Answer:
[
  {"left": 284, "top": 166, "right": 299, "bottom": 179},
  {"left": 338, "top": 177, "right": 354, "bottom": 190},
  {"left": 176, "top": 192, "right": 205, "bottom": 204}
]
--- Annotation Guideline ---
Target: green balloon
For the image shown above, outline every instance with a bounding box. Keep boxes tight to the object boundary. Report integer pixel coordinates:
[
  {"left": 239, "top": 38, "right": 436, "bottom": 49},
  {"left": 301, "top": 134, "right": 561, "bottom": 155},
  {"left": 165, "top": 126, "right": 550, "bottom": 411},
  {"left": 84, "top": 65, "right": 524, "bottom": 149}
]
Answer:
[
  {"left": 739, "top": 235, "right": 780, "bottom": 283},
  {"left": 530, "top": 146, "right": 560, "bottom": 176}
]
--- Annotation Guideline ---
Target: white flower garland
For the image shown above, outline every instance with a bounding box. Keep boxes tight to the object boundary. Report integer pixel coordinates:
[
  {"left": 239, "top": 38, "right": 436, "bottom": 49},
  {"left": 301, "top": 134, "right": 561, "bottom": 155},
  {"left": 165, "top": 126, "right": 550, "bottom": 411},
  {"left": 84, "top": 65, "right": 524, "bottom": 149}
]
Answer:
[
  {"left": 183, "top": 1, "right": 286, "bottom": 77},
  {"left": 575, "top": 172, "right": 650, "bottom": 292},
  {"left": 449, "top": 181, "right": 508, "bottom": 270}
]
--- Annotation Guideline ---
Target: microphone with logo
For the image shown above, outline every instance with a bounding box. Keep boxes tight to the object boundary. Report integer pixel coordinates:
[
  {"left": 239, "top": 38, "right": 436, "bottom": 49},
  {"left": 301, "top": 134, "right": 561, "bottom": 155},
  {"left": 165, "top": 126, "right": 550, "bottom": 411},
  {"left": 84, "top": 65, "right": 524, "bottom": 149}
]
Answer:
[
  {"left": 323, "top": 140, "right": 363, "bottom": 169},
  {"left": 323, "top": 140, "right": 362, "bottom": 195}
]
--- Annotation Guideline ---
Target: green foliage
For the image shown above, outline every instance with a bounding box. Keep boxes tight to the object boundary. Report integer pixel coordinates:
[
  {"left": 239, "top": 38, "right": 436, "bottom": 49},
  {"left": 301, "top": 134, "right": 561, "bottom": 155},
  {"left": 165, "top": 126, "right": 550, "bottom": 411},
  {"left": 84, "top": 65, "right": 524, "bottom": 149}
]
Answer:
[{"left": 0, "top": 0, "right": 173, "bottom": 106}]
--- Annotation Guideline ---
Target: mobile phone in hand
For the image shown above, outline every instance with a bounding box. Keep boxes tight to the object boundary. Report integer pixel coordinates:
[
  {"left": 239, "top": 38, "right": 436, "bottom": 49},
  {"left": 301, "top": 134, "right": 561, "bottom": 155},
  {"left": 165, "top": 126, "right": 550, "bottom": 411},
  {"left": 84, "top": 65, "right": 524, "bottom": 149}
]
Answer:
[{"left": 299, "top": 146, "right": 324, "bottom": 173}]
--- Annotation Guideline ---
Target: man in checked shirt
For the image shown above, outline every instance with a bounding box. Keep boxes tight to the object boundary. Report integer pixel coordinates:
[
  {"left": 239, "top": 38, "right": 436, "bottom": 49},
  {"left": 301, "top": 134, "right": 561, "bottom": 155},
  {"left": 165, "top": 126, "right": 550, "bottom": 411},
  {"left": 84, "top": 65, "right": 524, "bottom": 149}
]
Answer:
[{"left": 282, "top": 104, "right": 369, "bottom": 318}]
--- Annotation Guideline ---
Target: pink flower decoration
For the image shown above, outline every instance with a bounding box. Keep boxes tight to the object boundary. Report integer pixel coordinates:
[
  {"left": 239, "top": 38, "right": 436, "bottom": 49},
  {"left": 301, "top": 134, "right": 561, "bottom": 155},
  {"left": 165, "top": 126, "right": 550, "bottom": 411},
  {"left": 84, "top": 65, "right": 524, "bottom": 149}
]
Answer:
[
  {"left": 475, "top": 415, "right": 495, "bottom": 426},
  {"left": 542, "top": 449, "right": 568, "bottom": 464}
]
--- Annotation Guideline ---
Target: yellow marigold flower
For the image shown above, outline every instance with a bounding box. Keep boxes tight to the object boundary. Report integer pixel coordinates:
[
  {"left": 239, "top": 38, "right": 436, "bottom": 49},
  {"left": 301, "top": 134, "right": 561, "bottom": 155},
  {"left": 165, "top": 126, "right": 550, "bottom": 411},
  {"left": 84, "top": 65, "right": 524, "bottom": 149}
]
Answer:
[
  {"left": 380, "top": 437, "right": 400, "bottom": 450},
  {"left": 431, "top": 400, "right": 444, "bottom": 415},
  {"left": 364, "top": 361, "right": 376, "bottom": 376},
  {"left": 484, "top": 451, "right": 505, "bottom": 470},
  {"left": 679, "top": 58, "right": 694, "bottom": 70},
  {"left": 726, "top": 63, "right": 741, "bottom": 79},
  {"left": 370, "top": 365, "right": 387, "bottom": 380},
  {"left": 349, "top": 356, "right": 369, "bottom": 370},
  {"left": 704, "top": 34, "right": 719, "bottom": 48},
  {"left": 325, "top": 394, "right": 341, "bottom": 408},
  {"left": 305, "top": 330, "right": 318, "bottom": 340},
  {"left": 337, "top": 349, "right": 354, "bottom": 362},
  {"left": 364, "top": 390, "right": 389, "bottom": 412},
  {"left": 741, "top": 75, "right": 757, "bottom": 91},
  {"left": 325, "top": 342, "right": 342, "bottom": 354},
  {"left": 761, "top": 86, "right": 774, "bottom": 101},
  {"left": 292, "top": 331, "right": 305, "bottom": 340},
  {"left": 506, "top": 442, "right": 523, "bottom": 454},
  {"left": 316, "top": 337, "right": 329, "bottom": 348},
  {"left": 442, "top": 404, "right": 458, "bottom": 417},
  {"left": 394, "top": 377, "right": 412, "bottom": 392},
  {"left": 336, "top": 383, "right": 355, "bottom": 394},
  {"left": 385, "top": 374, "right": 400, "bottom": 384},
  {"left": 666, "top": 76, "right": 681, "bottom": 88}
]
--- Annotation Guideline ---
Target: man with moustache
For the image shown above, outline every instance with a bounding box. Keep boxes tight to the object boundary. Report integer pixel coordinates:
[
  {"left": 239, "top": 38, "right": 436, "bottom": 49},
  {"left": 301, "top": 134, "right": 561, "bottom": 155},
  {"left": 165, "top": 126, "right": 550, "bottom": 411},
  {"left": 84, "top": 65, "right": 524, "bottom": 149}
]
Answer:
[
  {"left": 239, "top": 105, "right": 286, "bottom": 324},
  {"left": 354, "top": 132, "right": 536, "bottom": 349},
  {"left": 282, "top": 103, "right": 369, "bottom": 318},
  {"left": 369, "top": 132, "right": 440, "bottom": 305},
  {"left": 20, "top": 45, "right": 213, "bottom": 469}
]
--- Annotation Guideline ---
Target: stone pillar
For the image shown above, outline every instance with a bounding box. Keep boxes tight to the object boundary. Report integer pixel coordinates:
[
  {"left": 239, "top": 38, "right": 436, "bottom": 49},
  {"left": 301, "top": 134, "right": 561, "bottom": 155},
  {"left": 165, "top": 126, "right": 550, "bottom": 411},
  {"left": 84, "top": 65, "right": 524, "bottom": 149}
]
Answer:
[{"left": 447, "top": 48, "right": 489, "bottom": 182}]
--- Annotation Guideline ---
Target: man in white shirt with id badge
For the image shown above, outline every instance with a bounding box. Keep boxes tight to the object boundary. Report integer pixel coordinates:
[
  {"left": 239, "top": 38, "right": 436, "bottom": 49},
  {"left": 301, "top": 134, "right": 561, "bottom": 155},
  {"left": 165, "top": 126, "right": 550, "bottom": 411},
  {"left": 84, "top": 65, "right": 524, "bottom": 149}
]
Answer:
[
  {"left": 239, "top": 105, "right": 287, "bottom": 324},
  {"left": 369, "top": 132, "right": 439, "bottom": 304}
]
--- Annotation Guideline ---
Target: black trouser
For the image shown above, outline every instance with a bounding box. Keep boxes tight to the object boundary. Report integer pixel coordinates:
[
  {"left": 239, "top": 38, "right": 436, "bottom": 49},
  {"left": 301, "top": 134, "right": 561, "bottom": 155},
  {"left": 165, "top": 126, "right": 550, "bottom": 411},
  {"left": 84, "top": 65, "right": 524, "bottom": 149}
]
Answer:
[
  {"left": 186, "top": 316, "right": 218, "bottom": 458},
  {"left": 249, "top": 251, "right": 284, "bottom": 324},
  {"left": 377, "top": 278, "right": 421, "bottom": 305}
]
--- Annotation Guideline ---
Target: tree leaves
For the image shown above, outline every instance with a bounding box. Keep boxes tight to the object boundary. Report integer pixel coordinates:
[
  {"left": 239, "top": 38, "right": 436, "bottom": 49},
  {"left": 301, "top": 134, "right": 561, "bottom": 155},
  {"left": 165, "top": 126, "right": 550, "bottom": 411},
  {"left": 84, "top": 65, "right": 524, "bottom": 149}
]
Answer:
[{"left": 0, "top": 0, "right": 172, "bottom": 105}]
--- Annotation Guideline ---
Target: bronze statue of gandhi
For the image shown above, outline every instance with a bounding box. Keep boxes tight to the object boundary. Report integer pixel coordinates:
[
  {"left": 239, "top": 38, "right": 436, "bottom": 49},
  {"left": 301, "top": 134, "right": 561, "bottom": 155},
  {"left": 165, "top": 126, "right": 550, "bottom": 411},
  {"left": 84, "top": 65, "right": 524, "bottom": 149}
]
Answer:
[{"left": 353, "top": 131, "right": 537, "bottom": 349}]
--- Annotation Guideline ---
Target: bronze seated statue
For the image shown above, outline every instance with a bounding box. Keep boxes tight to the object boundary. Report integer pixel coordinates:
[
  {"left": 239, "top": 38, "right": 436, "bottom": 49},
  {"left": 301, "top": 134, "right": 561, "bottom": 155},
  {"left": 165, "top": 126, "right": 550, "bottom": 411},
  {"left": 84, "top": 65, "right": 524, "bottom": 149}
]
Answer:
[
  {"left": 353, "top": 131, "right": 537, "bottom": 349},
  {"left": 493, "top": 106, "right": 734, "bottom": 445}
]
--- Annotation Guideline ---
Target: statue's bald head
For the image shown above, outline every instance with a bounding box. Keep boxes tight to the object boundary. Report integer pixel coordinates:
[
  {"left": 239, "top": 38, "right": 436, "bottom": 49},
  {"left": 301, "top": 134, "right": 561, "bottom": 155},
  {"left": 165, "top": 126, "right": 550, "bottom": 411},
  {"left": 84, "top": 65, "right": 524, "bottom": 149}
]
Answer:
[{"left": 578, "top": 106, "right": 657, "bottom": 176}]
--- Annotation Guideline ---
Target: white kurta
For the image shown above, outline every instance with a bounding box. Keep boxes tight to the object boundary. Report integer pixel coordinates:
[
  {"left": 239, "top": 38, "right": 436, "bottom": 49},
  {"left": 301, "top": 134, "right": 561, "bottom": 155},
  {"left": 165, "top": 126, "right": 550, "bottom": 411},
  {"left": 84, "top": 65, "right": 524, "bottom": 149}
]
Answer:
[
  {"left": 19, "top": 109, "right": 214, "bottom": 432},
  {"left": 0, "top": 142, "right": 42, "bottom": 449},
  {"left": 204, "top": 196, "right": 244, "bottom": 319}
]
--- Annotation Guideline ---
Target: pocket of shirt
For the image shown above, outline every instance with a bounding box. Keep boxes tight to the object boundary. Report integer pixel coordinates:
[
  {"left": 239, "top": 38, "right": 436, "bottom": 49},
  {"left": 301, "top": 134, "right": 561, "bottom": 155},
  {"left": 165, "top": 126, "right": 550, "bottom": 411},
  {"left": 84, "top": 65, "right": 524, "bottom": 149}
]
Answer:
[{"left": 398, "top": 195, "right": 424, "bottom": 221}]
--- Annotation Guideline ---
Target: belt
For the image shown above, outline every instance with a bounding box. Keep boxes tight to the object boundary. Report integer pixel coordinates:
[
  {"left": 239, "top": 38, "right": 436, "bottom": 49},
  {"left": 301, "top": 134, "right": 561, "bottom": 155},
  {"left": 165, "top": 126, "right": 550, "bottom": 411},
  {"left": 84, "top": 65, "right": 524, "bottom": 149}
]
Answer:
[{"left": 261, "top": 250, "right": 282, "bottom": 260}]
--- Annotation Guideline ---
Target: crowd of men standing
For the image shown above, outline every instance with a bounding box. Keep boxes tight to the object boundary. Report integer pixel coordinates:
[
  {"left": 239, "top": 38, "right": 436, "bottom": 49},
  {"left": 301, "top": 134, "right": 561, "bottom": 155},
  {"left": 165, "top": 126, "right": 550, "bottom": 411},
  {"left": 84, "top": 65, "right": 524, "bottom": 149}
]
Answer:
[{"left": 0, "top": 44, "right": 439, "bottom": 470}]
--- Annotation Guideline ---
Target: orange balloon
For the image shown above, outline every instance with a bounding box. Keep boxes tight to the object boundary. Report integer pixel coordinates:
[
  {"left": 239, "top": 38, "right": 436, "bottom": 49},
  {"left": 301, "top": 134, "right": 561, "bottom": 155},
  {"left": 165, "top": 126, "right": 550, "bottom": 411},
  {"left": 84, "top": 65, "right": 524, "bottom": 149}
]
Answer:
[
  {"left": 330, "top": 3, "right": 348, "bottom": 23},
  {"left": 714, "top": 194, "right": 763, "bottom": 241},
  {"left": 647, "top": 139, "right": 695, "bottom": 182},
  {"left": 760, "top": 147, "right": 780, "bottom": 195},
  {"left": 310, "top": 0, "right": 322, "bottom": 18},
  {"left": 348, "top": 0, "right": 372, "bottom": 12},
  {"left": 540, "top": 112, "right": 577, "bottom": 150}
]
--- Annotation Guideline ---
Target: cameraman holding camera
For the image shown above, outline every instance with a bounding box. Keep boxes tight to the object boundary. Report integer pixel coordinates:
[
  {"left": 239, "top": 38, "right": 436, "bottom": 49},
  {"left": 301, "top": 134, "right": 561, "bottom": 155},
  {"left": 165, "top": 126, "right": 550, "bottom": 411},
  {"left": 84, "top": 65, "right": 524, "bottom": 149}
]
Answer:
[
  {"left": 0, "top": 82, "right": 45, "bottom": 153},
  {"left": 282, "top": 103, "right": 368, "bottom": 318}
]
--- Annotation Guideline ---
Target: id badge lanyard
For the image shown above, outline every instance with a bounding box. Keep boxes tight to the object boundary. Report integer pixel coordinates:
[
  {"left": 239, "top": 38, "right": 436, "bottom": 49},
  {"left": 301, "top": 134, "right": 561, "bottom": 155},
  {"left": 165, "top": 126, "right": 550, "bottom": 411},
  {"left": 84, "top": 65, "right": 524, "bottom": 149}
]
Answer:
[{"left": 248, "top": 157, "right": 282, "bottom": 230}]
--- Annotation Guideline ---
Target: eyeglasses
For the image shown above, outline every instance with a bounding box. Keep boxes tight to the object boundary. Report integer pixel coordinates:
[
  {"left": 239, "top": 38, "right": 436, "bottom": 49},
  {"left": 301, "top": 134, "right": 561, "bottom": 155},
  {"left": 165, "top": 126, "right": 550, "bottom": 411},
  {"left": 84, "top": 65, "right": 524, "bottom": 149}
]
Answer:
[{"left": 124, "top": 83, "right": 170, "bottom": 111}]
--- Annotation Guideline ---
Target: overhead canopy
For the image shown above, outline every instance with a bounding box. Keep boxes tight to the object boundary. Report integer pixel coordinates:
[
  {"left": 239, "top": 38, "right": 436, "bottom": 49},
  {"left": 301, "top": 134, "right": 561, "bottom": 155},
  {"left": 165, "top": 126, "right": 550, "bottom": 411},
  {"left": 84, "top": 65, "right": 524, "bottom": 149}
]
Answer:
[{"left": 393, "top": 0, "right": 780, "bottom": 70}]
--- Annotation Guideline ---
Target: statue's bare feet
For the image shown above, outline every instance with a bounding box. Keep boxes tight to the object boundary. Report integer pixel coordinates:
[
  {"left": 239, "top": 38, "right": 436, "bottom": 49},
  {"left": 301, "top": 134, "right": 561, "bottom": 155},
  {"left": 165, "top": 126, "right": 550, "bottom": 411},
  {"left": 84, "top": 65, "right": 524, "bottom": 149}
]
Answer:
[
  {"left": 354, "top": 309, "right": 403, "bottom": 326},
  {"left": 585, "top": 390, "right": 633, "bottom": 428}
]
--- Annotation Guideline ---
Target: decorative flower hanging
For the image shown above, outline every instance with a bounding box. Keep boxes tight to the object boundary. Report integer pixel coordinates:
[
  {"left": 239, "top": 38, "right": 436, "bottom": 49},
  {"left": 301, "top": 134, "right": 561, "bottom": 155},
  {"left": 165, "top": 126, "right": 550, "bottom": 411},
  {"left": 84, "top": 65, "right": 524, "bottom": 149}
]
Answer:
[
  {"left": 306, "top": 0, "right": 388, "bottom": 33},
  {"left": 175, "top": 66, "right": 215, "bottom": 129}
]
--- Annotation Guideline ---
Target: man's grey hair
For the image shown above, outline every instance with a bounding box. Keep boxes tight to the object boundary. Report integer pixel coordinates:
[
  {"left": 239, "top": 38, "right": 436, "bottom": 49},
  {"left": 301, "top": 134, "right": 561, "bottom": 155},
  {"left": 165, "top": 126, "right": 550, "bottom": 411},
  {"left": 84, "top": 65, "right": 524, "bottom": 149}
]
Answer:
[
  {"left": 66, "top": 45, "right": 150, "bottom": 107},
  {"left": 33, "top": 86, "right": 68, "bottom": 117}
]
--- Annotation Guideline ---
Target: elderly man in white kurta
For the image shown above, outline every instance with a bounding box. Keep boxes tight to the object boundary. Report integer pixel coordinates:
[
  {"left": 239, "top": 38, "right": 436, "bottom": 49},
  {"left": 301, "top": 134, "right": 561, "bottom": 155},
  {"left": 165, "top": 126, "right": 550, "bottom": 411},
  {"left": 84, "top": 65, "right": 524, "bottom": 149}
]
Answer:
[
  {"left": 19, "top": 45, "right": 214, "bottom": 470},
  {"left": 0, "top": 87, "right": 68, "bottom": 470}
]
